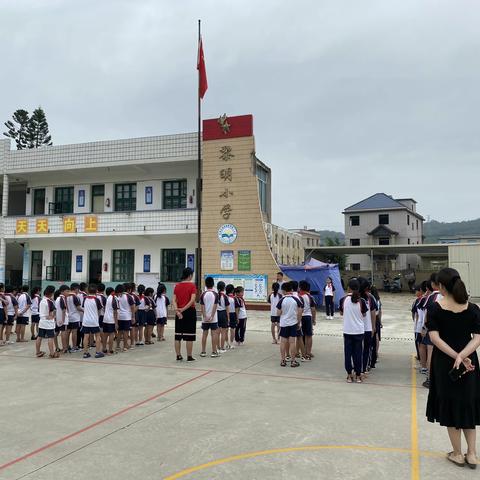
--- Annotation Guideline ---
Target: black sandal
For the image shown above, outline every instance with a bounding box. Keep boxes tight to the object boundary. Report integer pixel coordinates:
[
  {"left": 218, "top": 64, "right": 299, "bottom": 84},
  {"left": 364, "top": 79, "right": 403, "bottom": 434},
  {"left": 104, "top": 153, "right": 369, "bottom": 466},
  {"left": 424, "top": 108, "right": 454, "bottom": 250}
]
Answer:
[
  {"left": 280, "top": 360, "right": 287, "bottom": 367},
  {"left": 176, "top": 355, "right": 183, "bottom": 361},
  {"left": 291, "top": 360, "right": 300, "bottom": 368}
]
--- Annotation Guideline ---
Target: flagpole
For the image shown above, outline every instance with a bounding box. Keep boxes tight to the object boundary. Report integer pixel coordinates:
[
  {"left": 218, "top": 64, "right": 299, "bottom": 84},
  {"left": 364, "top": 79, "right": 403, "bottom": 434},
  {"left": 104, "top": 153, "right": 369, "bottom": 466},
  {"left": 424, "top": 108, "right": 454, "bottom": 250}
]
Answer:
[{"left": 196, "top": 19, "right": 202, "bottom": 291}]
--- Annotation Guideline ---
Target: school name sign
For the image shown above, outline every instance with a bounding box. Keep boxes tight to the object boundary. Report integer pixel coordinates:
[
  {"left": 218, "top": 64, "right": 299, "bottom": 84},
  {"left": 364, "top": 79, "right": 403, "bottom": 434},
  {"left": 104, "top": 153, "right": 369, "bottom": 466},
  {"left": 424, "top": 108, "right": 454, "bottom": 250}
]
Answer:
[{"left": 15, "top": 215, "right": 98, "bottom": 234}]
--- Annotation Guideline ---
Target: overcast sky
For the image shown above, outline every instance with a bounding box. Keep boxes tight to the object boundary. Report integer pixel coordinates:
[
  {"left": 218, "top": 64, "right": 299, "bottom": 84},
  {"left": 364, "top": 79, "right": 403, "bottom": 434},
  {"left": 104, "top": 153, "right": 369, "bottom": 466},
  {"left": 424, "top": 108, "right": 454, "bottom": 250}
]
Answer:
[{"left": 2, "top": 0, "right": 480, "bottom": 231}]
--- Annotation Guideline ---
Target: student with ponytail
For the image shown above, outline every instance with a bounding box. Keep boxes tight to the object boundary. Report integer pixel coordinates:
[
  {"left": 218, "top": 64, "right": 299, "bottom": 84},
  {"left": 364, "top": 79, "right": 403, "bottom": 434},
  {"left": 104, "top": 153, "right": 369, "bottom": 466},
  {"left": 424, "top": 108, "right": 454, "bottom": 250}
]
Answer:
[
  {"left": 425, "top": 268, "right": 480, "bottom": 468},
  {"left": 339, "top": 279, "right": 367, "bottom": 383}
]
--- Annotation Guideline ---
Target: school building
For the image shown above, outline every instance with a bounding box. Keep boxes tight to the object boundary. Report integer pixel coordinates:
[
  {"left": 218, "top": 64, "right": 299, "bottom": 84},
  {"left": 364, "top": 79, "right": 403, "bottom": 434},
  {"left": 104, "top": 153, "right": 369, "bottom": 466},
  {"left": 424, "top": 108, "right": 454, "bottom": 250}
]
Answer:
[{"left": 0, "top": 114, "right": 285, "bottom": 303}]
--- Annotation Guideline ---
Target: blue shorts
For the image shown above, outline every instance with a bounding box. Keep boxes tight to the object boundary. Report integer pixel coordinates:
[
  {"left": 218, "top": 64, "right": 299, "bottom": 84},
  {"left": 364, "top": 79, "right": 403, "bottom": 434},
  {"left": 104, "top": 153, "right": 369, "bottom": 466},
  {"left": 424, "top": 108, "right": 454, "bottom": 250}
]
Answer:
[
  {"left": 202, "top": 322, "right": 218, "bottom": 331},
  {"left": 279, "top": 325, "right": 300, "bottom": 338},
  {"left": 301, "top": 316, "right": 313, "bottom": 337},
  {"left": 55, "top": 325, "right": 66, "bottom": 333},
  {"left": 7, "top": 315, "right": 15, "bottom": 326},
  {"left": 422, "top": 331, "right": 433, "bottom": 346},
  {"left": 102, "top": 323, "right": 116, "bottom": 333},
  {"left": 38, "top": 328, "right": 55, "bottom": 339},
  {"left": 145, "top": 311, "right": 156, "bottom": 326},
  {"left": 217, "top": 310, "right": 228, "bottom": 328},
  {"left": 271, "top": 316, "right": 280, "bottom": 323},
  {"left": 16, "top": 316, "right": 29, "bottom": 325},
  {"left": 99, "top": 315, "right": 104, "bottom": 329},
  {"left": 67, "top": 322, "right": 80, "bottom": 330},
  {"left": 118, "top": 320, "right": 131, "bottom": 331},
  {"left": 82, "top": 326, "right": 100, "bottom": 334},
  {"left": 31, "top": 314, "right": 40, "bottom": 323},
  {"left": 228, "top": 313, "right": 237, "bottom": 328},
  {"left": 136, "top": 309, "right": 146, "bottom": 326},
  {"left": 156, "top": 317, "right": 167, "bottom": 326}
]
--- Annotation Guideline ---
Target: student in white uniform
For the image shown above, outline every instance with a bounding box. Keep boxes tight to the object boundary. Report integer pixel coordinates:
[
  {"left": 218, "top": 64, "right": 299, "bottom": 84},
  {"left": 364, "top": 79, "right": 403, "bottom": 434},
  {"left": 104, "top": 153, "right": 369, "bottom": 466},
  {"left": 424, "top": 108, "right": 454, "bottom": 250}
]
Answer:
[
  {"left": 66, "top": 284, "right": 83, "bottom": 353},
  {"left": 35, "top": 285, "right": 57, "bottom": 358},
  {"left": 200, "top": 277, "right": 219, "bottom": 358},
  {"left": 324, "top": 277, "right": 336, "bottom": 319},
  {"left": 102, "top": 287, "right": 119, "bottom": 354},
  {"left": 268, "top": 282, "right": 282, "bottom": 344},
  {"left": 144, "top": 287, "right": 156, "bottom": 345},
  {"left": 276, "top": 281, "right": 303, "bottom": 368},
  {"left": 339, "top": 279, "right": 367, "bottom": 383},
  {"left": 54, "top": 285, "right": 69, "bottom": 353},
  {"left": 81, "top": 284, "right": 104, "bottom": 359},
  {"left": 16, "top": 285, "right": 32, "bottom": 343},
  {"left": 299, "top": 280, "right": 316, "bottom": 361},
  {"left": 30, "top": 287, "right": 41, "bottom": 340},
  {"left": 116, "top": 284, "right": 135, "bottom": 351},
  {"left": 155, "top": 283, "right": 170, "bottom": 342},
  {"left": 4, "top": 285, "right": 18, "bottom": 344},
  {"left": 216, "top": 281, "right": 230, "bottom": 352}
]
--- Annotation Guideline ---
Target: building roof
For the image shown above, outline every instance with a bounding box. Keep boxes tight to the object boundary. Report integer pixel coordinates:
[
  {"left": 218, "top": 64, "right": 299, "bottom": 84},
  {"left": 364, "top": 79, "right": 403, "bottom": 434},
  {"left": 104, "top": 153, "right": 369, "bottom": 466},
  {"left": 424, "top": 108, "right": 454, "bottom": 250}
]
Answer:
[
  {"left": 343, "top": 193, "right": 424, "bottom": 220},
  {"left": 344, "top": 193, "right": 405, "bottom": 212}
]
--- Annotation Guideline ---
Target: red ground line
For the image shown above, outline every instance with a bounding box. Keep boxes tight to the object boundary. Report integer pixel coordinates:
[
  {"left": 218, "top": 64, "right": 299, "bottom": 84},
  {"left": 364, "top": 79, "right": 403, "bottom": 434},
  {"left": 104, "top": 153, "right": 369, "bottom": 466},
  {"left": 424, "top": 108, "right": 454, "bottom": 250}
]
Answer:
[
  {"left": 0, "top": 370, "right": 211, "bottom": 472},
  {"left": 0, "top": 353, "right": 418, "bottom": 389}
]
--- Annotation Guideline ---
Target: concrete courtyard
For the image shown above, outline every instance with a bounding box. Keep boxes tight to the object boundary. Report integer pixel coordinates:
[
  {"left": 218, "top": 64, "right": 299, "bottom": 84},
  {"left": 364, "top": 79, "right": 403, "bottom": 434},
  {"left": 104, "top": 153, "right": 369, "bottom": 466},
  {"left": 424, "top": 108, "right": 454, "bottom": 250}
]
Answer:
[{"left": 0, "top": 293, "right": 474, "bottom": 479}]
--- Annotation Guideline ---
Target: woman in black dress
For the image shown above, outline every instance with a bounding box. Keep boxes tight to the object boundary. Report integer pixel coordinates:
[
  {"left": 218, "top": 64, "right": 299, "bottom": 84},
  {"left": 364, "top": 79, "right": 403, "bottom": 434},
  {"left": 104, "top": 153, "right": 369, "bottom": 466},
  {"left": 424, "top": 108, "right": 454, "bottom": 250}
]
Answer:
[{"left": 426, "top": 267, "right": 480, "bottom": 468}]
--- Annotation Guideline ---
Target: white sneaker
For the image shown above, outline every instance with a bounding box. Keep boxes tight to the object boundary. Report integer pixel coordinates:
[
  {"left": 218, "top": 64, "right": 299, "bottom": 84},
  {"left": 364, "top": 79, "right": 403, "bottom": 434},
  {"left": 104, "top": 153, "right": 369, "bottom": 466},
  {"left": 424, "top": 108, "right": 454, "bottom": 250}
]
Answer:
[
  {"left": 200, "top": 352, "right": 207, "bottom": 357},
  {"left": 218, "top": 348, "right": 227, "bottom": 353},
  {"left": 229, "top": 344, "right": 235, "bottom": 349},
  {"left": 211, "top": 352, "right": 220, "bottom": 358}
]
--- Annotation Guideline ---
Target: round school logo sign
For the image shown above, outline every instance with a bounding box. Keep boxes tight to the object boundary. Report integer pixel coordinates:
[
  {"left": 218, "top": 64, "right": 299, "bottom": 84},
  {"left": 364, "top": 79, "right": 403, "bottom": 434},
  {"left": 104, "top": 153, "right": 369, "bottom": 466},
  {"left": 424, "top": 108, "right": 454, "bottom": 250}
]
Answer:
[{"left": 218, "top": 224, "right": 238, "bottom": 244}]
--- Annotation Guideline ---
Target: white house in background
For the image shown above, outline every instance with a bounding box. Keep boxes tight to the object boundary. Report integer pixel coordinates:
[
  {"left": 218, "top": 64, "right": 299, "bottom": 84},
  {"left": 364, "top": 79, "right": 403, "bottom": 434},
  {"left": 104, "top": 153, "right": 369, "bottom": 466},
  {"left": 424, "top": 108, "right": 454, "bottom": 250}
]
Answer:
[{"left": 343, "top": 193, "right": 424, "bottom": 271}]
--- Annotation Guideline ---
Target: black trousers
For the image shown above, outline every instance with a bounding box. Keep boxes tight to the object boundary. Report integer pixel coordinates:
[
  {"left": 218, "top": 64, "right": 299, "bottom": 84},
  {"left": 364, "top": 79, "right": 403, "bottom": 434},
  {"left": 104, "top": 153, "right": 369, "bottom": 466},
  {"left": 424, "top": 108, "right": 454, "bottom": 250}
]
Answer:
[
  {"left": 363, "top": 331, "right": 373, "bottom": 372},
  {"left": 344, "top": 333, "right": 363, "bottom": 375},
  {"left": 235, "top": 318, "right": 247, "bottom": 343},
  {"left": 325, "top": 296, "right": 334, "bottom": 316}
]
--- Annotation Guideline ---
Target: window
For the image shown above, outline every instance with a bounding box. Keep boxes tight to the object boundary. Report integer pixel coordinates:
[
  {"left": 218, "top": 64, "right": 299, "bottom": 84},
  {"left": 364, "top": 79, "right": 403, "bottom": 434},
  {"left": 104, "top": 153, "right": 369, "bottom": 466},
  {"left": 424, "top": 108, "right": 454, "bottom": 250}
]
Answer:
[
  {"left": 416, "top": 220, "right": 419, "bottom": 230},
  {"left": 162, "top": 249, "right": 186, "bottom": 282},
  {"left": 379, "top": 237, "right": 390, "bottom": 245},
  {"left": 33, "top": 189, "right": 45, "bottom": 215},
  {"left": 350, "top": 263, "right": 361, "bottom": 271},
  {"left": 350, "top": 239, "right": 360, "bottom": 246},
  {"left": 307, "top": 238, "right": 310, "bottom": 246},
  {"left": 412, "top": 223, "right": 414, "bottom": 231},
  {"left": 49, "top": 250, "right": 72, "bottom": 281},
  {"left": 112, "top": 249, "right": 134, "bottom": 282},
  {"left": 256, "top": 166, "right": 269, "bottom": 213},
  {"left": 163, "top": 180, "right": 187, "bottom": 209},
  {"left": 92, "top": 185, "right": 105, "bottom": 213},
  {"left": 379, "top": 214, "right": 389, "bottom": 225},
  {"left": 115, "top": 183, "right": 136, "bottom": 212},
  {"left": 275, "top": 233, "right": 278, "bottom": 245},
  {"left": 54, "top": 187, "right": 74, "bottom": 214},
  {"left": 407, "top": 215, "right": 410, "bottom": 225},
  {"left": 316, "top": 239, "right": 320, "bottom": 246},
  {"left": 350, "top": 216, "right": 360, "bottom": 226},
  {"left": 287, "top": 237, "right": 290, "bottom": 247},
  {"left": 408, "top": 239, "right": 411, "bottom": 244}
]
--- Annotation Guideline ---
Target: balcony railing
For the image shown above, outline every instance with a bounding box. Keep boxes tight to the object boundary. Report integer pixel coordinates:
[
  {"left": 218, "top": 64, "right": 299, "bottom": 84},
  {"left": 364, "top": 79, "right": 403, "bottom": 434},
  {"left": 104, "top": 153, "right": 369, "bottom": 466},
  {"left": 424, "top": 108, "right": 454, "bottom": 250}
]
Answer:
[{"left": 3, "top": 208, "right": 198, "bottom": 238}]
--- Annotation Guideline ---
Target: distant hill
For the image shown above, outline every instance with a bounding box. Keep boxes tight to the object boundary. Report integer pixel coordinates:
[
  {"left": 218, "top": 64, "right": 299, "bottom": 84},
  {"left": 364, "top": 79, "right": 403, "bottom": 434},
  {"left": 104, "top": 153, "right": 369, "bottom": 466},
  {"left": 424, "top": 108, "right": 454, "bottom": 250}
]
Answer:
[
  {"left": 319, "top": 230, "right": 345, "bottom": 245},
  {"left": 424, "top": 219, "right": 480, "bottom": 243}
]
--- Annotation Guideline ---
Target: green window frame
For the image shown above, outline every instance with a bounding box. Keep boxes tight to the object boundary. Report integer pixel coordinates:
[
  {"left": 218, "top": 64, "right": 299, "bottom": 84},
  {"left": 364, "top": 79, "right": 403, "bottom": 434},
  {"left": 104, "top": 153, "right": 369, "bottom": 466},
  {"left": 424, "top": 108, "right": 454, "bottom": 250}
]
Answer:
[
  {"left": 33, "top": 189, "right": 46, "bottom": 215},
  {"left": 115, "top": 183, "right": 137, "bottom": 212},
  {"left": 163, "top": 180, "right": 187, "bottom": 209},
  {"left": 112, "top": 249, "right": 134, "bottom": 282},
  {"left": 50, "top": 250, "right": 72, "bottom": 281},
  {"left": 162, "top": 249, "right": 186, "bottom": 282},
  {"left": 54, "top": 187, "right": 74, "bottom": 214}
]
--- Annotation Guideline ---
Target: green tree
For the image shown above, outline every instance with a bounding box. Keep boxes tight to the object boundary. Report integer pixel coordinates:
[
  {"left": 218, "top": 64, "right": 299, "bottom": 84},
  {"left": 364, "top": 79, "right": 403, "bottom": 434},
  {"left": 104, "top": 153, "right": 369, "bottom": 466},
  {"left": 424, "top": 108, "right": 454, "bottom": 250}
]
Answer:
[
  {"left": 3, "top": 109, "right": 30, "bottom": 149},
  {"left": 323, "top": 237, "right": 347, "bottom": 270},
  {"left": 27, "top": 107, "right": 52, "bottom": 148}
]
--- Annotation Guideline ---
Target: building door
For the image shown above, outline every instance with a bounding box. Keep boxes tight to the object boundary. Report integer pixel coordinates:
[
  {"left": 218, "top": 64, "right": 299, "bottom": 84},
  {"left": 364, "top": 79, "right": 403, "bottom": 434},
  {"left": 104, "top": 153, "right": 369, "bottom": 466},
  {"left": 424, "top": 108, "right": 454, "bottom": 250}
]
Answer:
[
  {"left": 88, "top": 250, "right": 103, "bottom": 284},
  {"left": 30, "top": 251, "right": 43, "bottom": 289},
  {"left": 33, "top": 189, "right": 45, "bottom": 215},
  {"left": 91, "top": 185, "right": 105, "bottom": 213}
]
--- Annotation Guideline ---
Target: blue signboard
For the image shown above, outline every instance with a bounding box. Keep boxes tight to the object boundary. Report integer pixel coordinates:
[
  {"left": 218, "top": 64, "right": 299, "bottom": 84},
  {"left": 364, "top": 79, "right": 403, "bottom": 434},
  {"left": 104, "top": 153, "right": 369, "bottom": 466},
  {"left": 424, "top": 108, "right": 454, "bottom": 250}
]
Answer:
[
  {"left": 143, "top": 254, "right": 151, "bottom": 273},
  {"left": 76, "top": 255, "right": 83, "bottom": 273},
  {"left": 187, "top": 253, "right": 195, "bottom": 272},
  {"left": 78, "top": 189, "right": 85, "bottom": 207}
]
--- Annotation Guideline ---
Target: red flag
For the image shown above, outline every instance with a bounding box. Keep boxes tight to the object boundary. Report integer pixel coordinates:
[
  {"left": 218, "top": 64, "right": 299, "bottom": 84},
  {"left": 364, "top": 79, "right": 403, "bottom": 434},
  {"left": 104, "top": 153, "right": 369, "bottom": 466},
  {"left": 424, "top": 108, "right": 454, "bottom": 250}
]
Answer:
[{"left": 197, "top": 37, "right": 208, "bottom": 99}]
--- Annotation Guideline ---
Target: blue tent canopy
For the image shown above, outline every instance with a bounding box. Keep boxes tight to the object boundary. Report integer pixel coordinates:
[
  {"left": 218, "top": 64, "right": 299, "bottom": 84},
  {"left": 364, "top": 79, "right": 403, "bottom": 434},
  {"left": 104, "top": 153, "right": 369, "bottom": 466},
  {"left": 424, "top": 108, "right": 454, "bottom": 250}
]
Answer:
[{"left": 280, "top": 258, "right": 345, "bottom": 308}]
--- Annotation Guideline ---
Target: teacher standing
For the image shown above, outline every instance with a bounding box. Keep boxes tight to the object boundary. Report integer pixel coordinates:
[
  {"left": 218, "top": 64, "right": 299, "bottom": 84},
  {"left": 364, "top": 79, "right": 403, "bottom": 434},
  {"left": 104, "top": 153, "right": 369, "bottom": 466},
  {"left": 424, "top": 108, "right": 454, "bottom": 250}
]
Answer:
[
  {"left": 172, "top": 267, "right": 197, "bottom": 362},
  {"left": 426, "top": 267, "right": 480, "bottom": 469}
]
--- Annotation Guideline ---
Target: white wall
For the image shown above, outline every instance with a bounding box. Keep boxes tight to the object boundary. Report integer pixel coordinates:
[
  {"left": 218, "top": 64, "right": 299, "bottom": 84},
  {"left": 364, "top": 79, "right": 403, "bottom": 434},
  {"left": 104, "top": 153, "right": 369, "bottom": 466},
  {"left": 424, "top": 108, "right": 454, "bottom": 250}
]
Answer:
[{"left": 26, "top": 234, "right": 197, "bottom": 284}]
